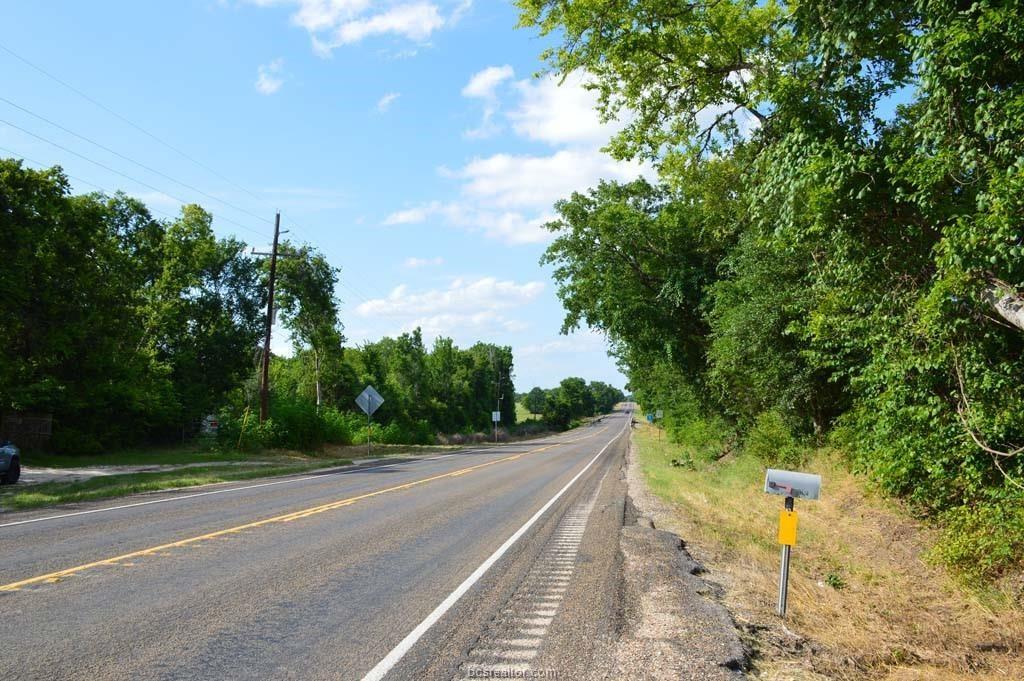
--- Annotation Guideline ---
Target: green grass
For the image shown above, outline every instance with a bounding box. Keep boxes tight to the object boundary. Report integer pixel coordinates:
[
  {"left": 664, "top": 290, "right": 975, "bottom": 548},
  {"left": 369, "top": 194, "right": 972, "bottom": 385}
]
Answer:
[
  {"left": 631, "top": 422, "right": 1024, "bottom": 679},
  {"left": 516, "top": 401, "right": 540, "bottom": 424},
  {"left": 23, "top": 443, "right": 264, "bottom": 468},
  {"left": 0, "top": 458, "right": 353, "bottom": 511}
]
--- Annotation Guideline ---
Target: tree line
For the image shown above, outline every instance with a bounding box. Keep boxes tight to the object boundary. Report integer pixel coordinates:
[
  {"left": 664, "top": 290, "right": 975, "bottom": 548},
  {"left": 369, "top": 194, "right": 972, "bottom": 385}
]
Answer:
[
  {"left": 516, "top": 0, "right": 1024, "bottom": 580},
  {"left": 0, "top": 160, "right": 519, "bottom": 453},
  {"left": 520, "top": 379, "right": 625, "bottom": 429}
]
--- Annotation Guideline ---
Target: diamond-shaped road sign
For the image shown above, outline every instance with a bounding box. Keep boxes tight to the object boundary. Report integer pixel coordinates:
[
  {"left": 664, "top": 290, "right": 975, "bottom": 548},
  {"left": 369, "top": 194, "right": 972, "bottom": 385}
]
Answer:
[{"left": 355, "top": 385, "right": 384, "bottom": 416}]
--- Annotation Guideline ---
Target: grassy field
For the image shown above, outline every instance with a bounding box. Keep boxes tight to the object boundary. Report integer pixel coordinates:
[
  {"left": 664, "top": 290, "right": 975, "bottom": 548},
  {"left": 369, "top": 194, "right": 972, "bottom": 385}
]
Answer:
[
  {"left": 3, "top": 442, "right": 460, "bottom": 511},
  {"left": 515, "top": 401, "right": 540, "bottom": 424},
  {"left": 0, "top": 458, "right": 353, "bottom": 511},
  {"left": 23, "top": 444, "right": 266, "bottom": 468},
  {"left": 632, "top": 422, "right": 1024, "bottom": 680}
]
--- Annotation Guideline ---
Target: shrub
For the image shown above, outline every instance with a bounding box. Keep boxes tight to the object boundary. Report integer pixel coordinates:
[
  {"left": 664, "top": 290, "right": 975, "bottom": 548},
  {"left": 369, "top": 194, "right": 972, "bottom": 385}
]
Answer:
[
  {"left": 668, "top": 413, "right": 733, "bottom": 463},
  {"left": 930, "top": 501, "right": 1024, "bottom": 583},
  {"left": 745, "top": 410, "right": 805, "bottom": 467}
]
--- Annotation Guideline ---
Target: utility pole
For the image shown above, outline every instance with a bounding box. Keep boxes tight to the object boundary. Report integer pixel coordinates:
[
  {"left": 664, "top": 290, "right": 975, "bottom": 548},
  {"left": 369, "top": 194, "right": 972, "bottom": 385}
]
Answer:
[
  {"left": 493, "top": 351, "right": 505, "bottom": 444},
  {"left": 255, "top": 213, "right": 284, "bottom": 424}
]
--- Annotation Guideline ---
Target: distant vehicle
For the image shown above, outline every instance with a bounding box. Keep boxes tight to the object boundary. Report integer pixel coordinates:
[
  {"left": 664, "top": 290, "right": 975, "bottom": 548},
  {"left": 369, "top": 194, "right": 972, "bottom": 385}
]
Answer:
[{"left": 0, "top": 441, "right": 20, "bottom": 484}]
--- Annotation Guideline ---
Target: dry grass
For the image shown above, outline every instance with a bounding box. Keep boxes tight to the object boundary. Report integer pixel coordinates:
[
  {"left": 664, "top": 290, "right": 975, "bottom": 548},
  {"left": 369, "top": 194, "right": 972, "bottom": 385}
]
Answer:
[{"left": 632, "top": 423, "right": 1024, "bottom": 680}]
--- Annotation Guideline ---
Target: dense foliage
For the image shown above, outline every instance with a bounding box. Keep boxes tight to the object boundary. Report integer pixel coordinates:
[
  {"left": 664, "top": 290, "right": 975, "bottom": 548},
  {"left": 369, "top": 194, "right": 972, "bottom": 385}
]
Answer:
[
  {"left": 0, "top": 160, "right": 520, "bottom": 453},
  {"left": 519, "top": 379, "right": 625, "bottom": 429},
  {"left": 0, "top": 160, "right": 263, "bottom": 453},
  {"left": 518, "top": 0, "right": 1024, "bottom": 581}
]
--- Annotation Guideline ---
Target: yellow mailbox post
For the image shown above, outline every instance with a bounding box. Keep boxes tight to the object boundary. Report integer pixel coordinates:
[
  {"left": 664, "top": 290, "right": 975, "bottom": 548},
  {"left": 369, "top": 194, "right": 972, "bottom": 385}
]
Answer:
[{"left": 764, "top": 469, "right": 822, "bottom": 617}]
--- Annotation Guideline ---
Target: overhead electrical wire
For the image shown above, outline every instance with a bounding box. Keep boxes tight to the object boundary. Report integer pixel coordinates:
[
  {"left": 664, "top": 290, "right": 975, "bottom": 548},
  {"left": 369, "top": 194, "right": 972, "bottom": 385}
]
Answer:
[
  {"left": 0, "top": 40, "right": 264, "bottom": 203},
  {"left": 0, "top": 94, "right": 273, "bottom": 226},
  {"left": 0, "top": 42, "right": 409, "bottom": 319},
  {"left": 0, "top": 144, "right": 190, "bottom": 224},
  {"left": 0, "top": 118, "right": 267, "bottom": 240}
]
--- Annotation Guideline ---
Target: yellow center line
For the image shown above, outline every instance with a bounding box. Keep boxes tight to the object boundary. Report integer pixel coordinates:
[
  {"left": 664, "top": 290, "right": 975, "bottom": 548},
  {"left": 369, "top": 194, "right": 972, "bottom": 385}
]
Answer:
[{"left": 0, "top": 426, "right": 609, "bottom": 592}]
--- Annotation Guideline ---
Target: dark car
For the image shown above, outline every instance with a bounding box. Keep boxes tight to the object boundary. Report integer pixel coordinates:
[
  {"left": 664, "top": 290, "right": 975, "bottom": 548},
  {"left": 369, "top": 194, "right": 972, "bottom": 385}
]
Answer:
[{"left": 0, "top": 441, "right": 20, "bottom": 484}]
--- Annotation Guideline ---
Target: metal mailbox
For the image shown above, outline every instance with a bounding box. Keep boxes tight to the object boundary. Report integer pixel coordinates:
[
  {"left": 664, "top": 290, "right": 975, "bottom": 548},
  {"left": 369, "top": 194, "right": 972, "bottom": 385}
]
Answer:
[{"left": 764, "top": 469, "right": 821, "bottom": 500}]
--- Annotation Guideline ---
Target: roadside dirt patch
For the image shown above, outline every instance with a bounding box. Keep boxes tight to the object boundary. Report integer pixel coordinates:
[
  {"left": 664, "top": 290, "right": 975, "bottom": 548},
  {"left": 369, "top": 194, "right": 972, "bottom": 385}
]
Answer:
[
  {"left": 18, "top": 461, "right": 277, "bottom": 485},
  {"left": 615, "top": 436, "right": 748, "bottom": 679}
]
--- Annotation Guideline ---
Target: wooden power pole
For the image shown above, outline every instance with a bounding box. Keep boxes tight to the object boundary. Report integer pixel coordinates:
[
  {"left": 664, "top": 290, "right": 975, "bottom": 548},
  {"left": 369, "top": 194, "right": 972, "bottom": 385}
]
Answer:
[{"left": 258, "top": 212, "right": 282, "bottom": 424}]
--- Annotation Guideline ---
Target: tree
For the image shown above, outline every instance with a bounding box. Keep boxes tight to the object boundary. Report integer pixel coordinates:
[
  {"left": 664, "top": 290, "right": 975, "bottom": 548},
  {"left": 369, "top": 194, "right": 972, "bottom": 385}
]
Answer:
[
  {"left": 524, "top": 387, "right": 547, "bottom": 418},
  {"left": 588, "top": 381, "right": 625, "bottom": 415},
  {"left": 274, "top": 242, "right": 344, "bottom": 411},
  {"left": 145, "top": 205, "right": 264, "bottom": 429},
  {"left": 517, "top": 0, "right": 1024, "bottom": 542},
  {"left": 0, "top": 160, "right": 264, "bottom": 452}
]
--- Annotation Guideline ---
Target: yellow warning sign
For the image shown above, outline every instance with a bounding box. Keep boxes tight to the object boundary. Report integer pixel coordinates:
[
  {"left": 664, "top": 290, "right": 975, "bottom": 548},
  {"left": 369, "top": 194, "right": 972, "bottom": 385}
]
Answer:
[{"left": 778, "top": 510, "right": 798, "bottom": 546}]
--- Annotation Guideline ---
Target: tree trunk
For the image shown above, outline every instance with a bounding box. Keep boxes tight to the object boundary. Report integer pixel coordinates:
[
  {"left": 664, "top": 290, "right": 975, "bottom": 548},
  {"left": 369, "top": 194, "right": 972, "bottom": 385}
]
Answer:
[{"left": 984, "top": 280, "right": 1024, "bottom": 332}]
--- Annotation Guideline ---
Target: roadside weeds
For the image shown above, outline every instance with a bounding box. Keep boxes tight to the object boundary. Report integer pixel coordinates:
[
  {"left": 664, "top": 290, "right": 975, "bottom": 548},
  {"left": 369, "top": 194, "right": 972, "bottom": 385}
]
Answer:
[{"left": 630, "top": 423, "right": 1024, "bottom": 680}]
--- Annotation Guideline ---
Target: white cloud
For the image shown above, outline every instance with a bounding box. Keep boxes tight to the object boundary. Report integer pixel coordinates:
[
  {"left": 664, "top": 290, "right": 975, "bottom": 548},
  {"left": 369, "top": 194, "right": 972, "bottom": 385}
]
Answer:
[
  {"left": 383, "top": 67, "right": 649, "bottom": 245},
  {"left": 508, "top": 72, "right": 627, "bottom": 147},
  {"left": 462, "top": 65, "right": 514, "bottom": 100},
  {"left": 448, "top": 0, "right": 472, "bottom": 25},
  {"left": 404, "top": 311, "right": 528, "bottom": 337},
  {"left": 381, "top": 148, "right": 649, "bottom": 244},
  {"left": 383, "top": 201, "right": 441, "bottom": 225},
  {"left": 354, "top": 276, "right": 543, "bottom": 339},
  {"left": 517, "top": 329, "right": 607, "bottom": 357},
  {"left": 456, "top": 149, "right": 647, "bottom": 210},
  {"left": 461, "top": 65, "right": 514, "bottom": 139},
  {"left": 377, "top": 91, "right": 401, "bottom": 112},
  {"left": 356, "top": 276, "right": 543, "bottom": 317},
  {"left": 244, "top": 1, "right": 464, "bottom": 56},
  {"left": 335, "top": 3, "right": 443, "bottom": 44},
  {"left": 383, "top": 201, "right": 553, "bottom": 244},
  {"left": 255, "top": 58, "right": 285, "bottom": 95},
  {"left": 404, "top": 256, "right": 444, "bottom": 268}
]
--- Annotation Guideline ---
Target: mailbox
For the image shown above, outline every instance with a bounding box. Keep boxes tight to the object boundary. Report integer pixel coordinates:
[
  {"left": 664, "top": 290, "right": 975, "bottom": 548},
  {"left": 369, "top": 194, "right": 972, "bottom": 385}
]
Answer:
[
  {"left": 764, "top": 469, "right": 821, "bottom": 500},
  {"left": 764, "top": 468, "right": 822, "bottom": 618}
]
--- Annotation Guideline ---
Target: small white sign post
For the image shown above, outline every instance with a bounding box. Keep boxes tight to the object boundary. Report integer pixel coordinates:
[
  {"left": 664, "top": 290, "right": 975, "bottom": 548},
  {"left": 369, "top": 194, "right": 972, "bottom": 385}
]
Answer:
[
  {"left": 356, "top": 385, "right": 384, "bottom": 457},
  {"left": 491, "top": 410, "right": 501, "bottom": 443}
]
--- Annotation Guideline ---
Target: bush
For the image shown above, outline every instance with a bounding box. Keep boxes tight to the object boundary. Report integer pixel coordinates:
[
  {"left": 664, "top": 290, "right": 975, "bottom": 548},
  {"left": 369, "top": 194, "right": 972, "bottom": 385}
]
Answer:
[
  {"left": 351, "top": 419, "right": 435, "bottom": 446},
  {"left": 217, "top": 399, "right": 358, "bottom": 451},
  {"left": 930, "top": 501, "right": 1024, "bottom": 583},
  {"left": 667, "top": 413, "right": 733, "bottom": 463},
  {"left": 745, "top": 410, "right": 805, "bottom": 467},
  {"left": 320, "top": 408, "right": 359, "bottom": 445}
]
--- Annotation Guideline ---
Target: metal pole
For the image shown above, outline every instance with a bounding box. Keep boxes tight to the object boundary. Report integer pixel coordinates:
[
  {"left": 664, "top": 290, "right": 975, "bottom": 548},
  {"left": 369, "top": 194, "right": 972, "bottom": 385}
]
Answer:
[
  {"left": 777, "top": 544, "right": 791, "bottom": 617},
  {"left": 777, "top": 495, "right": 794, "bottom": 617},
  {"left": 259, "top": 212, "right": 281, "bottom": 423},
  {"left": 367, "top": 412, "right": 371, "bottom": 458}
]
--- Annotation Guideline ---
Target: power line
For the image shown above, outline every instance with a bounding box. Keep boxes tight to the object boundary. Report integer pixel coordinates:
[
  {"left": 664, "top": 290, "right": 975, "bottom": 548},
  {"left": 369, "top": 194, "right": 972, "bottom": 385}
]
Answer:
[
  {"left": 0, "top": 94, "right": 273, "bottom": 226},
  {"left": 0, "top": 145, "right": 190, "bottom": 224},
  {"left": 0, "top": 40, "right": 264, "bottom": 202},
  {"left": 0, "top": 118, "right": 268, "bottom": 240}
]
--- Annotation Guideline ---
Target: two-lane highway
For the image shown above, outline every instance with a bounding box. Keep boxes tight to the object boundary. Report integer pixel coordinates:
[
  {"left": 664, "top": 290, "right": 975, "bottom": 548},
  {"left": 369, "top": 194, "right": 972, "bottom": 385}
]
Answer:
[{"left": 0, "top": 410, "right": 632, "bottom": 680}]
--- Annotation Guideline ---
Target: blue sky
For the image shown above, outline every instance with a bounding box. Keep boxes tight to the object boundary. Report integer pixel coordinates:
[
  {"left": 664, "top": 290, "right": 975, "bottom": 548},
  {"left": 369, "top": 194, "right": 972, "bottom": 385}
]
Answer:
[{"left": 1, "top": 1, "right": 644, "bottom": 391}]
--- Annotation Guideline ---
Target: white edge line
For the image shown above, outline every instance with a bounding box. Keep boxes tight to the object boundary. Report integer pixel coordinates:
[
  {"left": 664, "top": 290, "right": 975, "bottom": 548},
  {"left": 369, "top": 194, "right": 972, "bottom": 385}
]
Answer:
[
  {"left": 0, "top": 454, "right": 487, "bottom": 528},
  {"left": 360, "top": 420, "right": 627, "bottom": 681}
]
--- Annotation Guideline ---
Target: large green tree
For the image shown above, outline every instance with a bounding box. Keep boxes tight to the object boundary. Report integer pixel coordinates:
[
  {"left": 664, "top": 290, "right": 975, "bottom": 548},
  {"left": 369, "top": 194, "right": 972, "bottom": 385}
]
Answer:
[{"left": 518, "top": 0, "right": 1024, "bottom": 550}]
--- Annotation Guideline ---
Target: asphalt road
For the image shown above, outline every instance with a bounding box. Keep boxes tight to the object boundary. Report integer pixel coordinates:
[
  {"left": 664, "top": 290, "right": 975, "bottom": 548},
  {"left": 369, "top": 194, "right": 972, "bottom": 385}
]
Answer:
[{"left": 0, "top": 410, "right": 633, "bottom": 681}]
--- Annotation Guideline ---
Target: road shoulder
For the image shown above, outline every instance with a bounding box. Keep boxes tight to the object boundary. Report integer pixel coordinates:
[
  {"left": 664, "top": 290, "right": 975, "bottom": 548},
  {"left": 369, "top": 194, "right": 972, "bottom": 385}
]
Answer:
[{"left": 613, "top": 430, "right": 748, "bottom": 679}]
